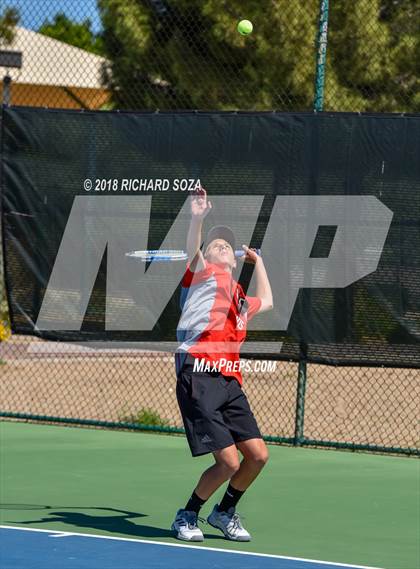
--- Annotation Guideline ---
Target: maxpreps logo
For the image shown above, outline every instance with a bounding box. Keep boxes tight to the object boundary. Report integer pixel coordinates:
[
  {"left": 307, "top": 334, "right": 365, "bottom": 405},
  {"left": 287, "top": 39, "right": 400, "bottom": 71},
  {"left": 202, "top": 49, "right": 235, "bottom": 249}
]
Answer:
[
  {"left": 193, "top": 358, "right": 277, "bottom": 374},
  {"left": 35, "top": 195, "right": 393, "bottom": 336}
]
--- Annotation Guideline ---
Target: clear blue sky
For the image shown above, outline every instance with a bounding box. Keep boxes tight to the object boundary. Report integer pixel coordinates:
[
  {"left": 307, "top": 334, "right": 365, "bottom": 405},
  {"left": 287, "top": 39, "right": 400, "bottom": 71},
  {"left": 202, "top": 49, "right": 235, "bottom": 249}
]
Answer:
[{"left": 4, "top": 1, "right": 103, "bottom": 34}]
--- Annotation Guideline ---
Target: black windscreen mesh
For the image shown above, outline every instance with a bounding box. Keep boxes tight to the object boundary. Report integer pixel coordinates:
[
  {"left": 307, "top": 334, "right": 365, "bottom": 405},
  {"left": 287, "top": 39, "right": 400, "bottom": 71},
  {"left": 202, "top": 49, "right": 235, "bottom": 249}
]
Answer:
[{"left": 2, "top": 107, "right": 419, "bottom": 367}]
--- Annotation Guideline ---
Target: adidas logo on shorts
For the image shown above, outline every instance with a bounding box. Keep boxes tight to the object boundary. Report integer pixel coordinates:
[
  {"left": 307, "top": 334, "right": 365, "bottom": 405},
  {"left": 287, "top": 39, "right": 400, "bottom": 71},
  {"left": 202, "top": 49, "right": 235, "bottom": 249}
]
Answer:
[{"left": 201, "top": 434, "right": 212, "bottom": 443}]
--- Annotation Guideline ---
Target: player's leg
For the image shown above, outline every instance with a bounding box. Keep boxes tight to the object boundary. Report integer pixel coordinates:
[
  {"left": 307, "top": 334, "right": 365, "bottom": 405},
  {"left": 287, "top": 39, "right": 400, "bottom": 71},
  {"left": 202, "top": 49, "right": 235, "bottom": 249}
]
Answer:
[
  {"left": 193, "top": 443, "right": 240, "bottom": 499},
  {"left": 171, "top": 364, "right": 236, "bottom": 540},
  {"left": 199, "top": 440, "right": 268, "bottom": 506},
  {"left": 230, "top": 437, "right": 269, "bottom": 490},
  {"left": 172, "top": 444, "right": 241, "bottom": 541},
  {"left": 181, "top": 440, "right": 241, "bottom": 519},
  {"left": 207, "top": 381, "right": 268, "bottom": 541}
]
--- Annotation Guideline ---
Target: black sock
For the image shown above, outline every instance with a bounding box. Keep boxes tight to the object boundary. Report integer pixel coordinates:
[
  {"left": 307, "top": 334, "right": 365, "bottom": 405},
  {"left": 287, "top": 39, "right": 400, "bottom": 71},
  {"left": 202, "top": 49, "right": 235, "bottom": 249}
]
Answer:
[
  {"left": 217, "top": 483, "right": 245, "bottom": 512},
  {"left": 184, "top": 491, "right": 207, "bottom": 514}
]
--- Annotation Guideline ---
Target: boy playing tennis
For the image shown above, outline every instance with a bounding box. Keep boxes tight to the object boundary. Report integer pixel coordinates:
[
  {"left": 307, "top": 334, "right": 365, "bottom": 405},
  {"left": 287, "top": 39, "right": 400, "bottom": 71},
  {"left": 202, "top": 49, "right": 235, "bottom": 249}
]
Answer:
[{"left": 171, "top": 189, "right": 273, "bottom": 542}]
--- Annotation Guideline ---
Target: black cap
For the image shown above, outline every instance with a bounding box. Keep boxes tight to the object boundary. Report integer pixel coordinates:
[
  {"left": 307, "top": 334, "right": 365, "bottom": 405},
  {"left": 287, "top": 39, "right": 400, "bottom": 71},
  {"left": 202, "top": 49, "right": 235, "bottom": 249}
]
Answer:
[{"left": 204, "top": 225, "right": 236, "bottom": 253}]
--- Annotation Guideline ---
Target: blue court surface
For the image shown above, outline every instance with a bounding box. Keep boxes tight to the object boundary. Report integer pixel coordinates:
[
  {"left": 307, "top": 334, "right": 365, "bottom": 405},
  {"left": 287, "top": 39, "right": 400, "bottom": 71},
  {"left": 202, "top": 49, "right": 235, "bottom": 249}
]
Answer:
[{"left": 1, "top": 526, "right": 383, "bottom": 569}]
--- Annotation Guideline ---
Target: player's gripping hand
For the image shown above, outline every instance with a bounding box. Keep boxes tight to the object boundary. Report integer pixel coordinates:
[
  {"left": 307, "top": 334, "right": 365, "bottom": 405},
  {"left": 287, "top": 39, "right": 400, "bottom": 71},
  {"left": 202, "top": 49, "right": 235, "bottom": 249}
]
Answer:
[
  {"left": 191, "top": 187, "right": 212, "bottom": 219},
  {"left": 241, "top": 245, "right": 260, "bottom": 264}
]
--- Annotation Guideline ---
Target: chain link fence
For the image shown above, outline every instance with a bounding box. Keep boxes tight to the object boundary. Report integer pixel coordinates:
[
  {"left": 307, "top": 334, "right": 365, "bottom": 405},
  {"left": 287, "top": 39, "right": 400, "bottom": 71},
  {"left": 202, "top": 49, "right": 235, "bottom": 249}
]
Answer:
[
  {"left": 0, "top": 1, "right": 419, "bottom": 454},
  {"left": 1, "top": 1, "right": 419, "bottom": 112},
  {"left": 1, "top": 337, "right": 418, "bottom": 454}
]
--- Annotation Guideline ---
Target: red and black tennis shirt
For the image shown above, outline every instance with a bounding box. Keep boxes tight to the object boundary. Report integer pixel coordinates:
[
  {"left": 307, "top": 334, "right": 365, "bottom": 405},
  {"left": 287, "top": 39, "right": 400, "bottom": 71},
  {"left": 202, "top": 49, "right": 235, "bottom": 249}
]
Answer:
[{"left": 175, "top": 260, "right": 261, "bottom": 385}]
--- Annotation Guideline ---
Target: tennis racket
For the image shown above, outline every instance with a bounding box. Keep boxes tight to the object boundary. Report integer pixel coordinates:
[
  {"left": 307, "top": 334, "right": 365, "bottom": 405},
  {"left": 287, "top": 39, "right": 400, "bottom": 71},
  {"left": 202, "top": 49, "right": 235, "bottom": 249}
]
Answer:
[{"left": 126, "top": 249, "right": 261, "bottom": 262}]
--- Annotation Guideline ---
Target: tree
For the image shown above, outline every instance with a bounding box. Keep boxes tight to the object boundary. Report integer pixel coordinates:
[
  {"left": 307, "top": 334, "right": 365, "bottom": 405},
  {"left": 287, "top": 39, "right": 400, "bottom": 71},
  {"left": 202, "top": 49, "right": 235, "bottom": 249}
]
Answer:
[
  {"left": 97, "top": 0, "right": 418, "bottom": 112},
  {"left": 379, "top": 0, "right": 420, "bottom": 111},
  {"left": 38, "top": 13, "right": 104, "bottom": 56},
  {"left": 0, "top": 7, "right": 19, "bottom": 45},
  {"left": 327, "top": 0, "right": 419, "bottom": 112},
  {"left": 98, "top": 0, "right": 318, "bottom": 110}
]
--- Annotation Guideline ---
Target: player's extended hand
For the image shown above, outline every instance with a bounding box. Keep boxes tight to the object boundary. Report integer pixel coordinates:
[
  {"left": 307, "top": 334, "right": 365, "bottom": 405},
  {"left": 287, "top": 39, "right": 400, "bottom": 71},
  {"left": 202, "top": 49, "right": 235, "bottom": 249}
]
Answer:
[
  {"left": 190, "top": 187, "right": 212, "bottom": 219},
  {"left": 241, "top": 245, "right": 260, "bottom": 264}
]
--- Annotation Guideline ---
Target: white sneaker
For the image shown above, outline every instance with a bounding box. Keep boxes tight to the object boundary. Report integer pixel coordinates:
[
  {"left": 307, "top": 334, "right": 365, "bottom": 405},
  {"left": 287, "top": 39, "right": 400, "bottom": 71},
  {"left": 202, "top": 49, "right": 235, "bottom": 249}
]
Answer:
[
  {"left": 207, "top": 504, "right": 251, "bottom": 541},
  {"left": 171, "top": 509, "right": 204, "bottom": 541}
]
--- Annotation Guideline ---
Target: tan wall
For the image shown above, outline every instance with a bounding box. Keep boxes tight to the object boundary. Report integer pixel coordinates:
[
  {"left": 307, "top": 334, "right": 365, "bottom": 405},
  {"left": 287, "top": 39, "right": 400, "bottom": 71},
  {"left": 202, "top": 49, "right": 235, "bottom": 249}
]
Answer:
[{"left": 0, "top": 82, "right": 111, "bottom": 110}]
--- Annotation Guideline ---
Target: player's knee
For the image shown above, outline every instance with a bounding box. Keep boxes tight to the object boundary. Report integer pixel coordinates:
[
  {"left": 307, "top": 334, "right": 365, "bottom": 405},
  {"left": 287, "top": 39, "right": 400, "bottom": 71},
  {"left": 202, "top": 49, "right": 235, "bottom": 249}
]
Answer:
[
  {"left": 219, "top": 459, "right": 240, "bottom": 477},
  {"left": 227, "top": 460, "right": 241, "bottom": 477},
  {"left": 251, "top": 449, "right": 269, "bottom": 469}
]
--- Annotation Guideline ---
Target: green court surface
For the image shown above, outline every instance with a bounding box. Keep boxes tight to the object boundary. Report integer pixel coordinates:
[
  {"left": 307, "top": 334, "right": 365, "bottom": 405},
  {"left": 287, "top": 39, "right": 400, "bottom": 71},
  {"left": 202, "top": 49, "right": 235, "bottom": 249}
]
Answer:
[{"left": 0, "top": 421, "right": 418, "bottom": 569}]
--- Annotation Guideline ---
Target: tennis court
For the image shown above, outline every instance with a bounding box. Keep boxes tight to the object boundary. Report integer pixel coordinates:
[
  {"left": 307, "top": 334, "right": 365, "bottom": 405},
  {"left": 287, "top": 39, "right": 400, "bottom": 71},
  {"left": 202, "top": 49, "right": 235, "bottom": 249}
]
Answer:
[
  {"left": 1, "top": 421, "right": 418, "bottom": 569},
  {"left": 1, "top": 3, "right": 419, "bottom": 569}
]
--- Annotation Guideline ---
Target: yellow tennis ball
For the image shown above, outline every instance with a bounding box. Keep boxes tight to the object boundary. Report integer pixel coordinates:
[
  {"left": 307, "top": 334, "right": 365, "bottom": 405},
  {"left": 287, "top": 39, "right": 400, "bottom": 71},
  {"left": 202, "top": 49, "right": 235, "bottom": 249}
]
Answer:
[{"left": 237, "top": 19, "right": 253, "bottom": 35}]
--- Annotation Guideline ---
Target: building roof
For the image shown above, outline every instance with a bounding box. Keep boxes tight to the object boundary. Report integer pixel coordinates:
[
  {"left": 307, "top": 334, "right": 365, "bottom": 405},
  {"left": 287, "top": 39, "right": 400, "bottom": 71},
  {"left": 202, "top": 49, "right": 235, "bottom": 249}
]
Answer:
[{"left": 2, "top": 26, "right": 109, "bottom": 89}]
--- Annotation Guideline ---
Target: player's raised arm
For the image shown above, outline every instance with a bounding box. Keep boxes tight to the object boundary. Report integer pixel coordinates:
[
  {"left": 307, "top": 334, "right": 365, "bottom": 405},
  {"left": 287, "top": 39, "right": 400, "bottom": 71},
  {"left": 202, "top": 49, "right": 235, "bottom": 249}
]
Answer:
[
  {"left": 187, "top": 187, "right": 212, "bottom": 272},
  {"left": 242, "top": 245, "right": 273, "bottom": 313}
]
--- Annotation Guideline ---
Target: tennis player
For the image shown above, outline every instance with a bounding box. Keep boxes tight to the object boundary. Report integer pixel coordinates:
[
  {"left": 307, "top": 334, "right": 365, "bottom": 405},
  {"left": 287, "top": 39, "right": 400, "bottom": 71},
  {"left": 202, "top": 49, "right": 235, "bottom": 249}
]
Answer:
[{"left": 171, "top": 188, "right": 273, "bottom": 542}]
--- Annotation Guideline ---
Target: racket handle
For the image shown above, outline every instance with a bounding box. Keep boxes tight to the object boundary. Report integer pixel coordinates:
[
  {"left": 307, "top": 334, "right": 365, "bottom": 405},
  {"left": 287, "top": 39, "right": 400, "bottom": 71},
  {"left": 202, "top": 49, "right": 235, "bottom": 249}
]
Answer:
[{"left": 235, "top": 248, "right": 261, "bottom": 257}]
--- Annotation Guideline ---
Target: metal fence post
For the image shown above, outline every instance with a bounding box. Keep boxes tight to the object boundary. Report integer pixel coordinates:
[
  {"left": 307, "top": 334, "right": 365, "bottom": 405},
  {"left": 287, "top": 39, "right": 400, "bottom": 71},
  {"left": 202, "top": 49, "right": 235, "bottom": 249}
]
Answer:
[
  {"left": 314, "top": 0, "right": 330, "bottom": 112},
  {"left": 294, "top": 345, "right": 308, "bottom": 446},
  {"left": 293, "top": 0, "right": 331, "bottom": 448}
]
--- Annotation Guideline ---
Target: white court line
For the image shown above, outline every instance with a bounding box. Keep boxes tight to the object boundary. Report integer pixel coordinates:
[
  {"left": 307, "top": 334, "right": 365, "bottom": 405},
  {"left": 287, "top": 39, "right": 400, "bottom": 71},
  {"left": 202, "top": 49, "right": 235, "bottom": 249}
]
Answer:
[{"left": 0, "top": 525, "right": 384, "bottom": 569}]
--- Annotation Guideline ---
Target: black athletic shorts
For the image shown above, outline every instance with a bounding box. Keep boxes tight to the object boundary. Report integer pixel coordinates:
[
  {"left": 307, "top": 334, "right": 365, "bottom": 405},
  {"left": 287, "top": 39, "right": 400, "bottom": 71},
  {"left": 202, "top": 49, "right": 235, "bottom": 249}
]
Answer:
[{"left": 175, "top": 355, "right": 262, "bottom": 457}]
